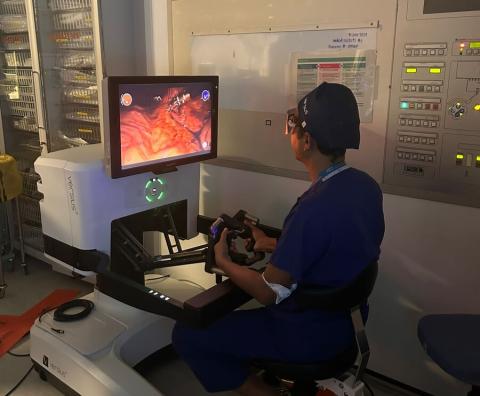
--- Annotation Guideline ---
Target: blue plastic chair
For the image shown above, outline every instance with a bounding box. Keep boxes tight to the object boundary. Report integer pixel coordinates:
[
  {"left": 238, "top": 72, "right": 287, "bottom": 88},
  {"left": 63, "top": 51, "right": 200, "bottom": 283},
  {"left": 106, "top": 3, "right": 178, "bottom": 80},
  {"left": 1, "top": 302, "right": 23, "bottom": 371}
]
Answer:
[{"left": 418, "top": 314, "right": 480, "bottom": 396}]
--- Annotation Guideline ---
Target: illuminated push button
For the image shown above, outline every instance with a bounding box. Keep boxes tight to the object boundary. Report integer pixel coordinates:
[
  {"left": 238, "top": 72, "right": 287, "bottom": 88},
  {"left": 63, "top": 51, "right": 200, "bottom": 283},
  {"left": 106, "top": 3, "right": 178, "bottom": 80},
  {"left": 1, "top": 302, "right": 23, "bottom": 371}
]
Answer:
[
  {"left": 433, "top": 86, "right": 440, "bottom": 93},
  {"left": 423, "top": 121, "right": 429, "bottom": 127},
  {"left": 400, "top": 101, "right": 409, "bottom": 109},
  {"left": 426, "top": 86, "right": 432, "bottom": 92},
  {"left": 430, "top": 49, "right": 436, "bottom": 55},
  {"left": 456, "top": 153, "right": 464, "bottom": 166},
  {"left": 476, "top": 156, "right": 480, "bottom": 168},
  {"left": 474, "top": 104, "right": 480, "bottom": 112},
  {"left": 430, "top": 122, "right": 437, "bottom": 128},
  {"left": 406, "top": 137, "right": 412, "bottom": 142}
]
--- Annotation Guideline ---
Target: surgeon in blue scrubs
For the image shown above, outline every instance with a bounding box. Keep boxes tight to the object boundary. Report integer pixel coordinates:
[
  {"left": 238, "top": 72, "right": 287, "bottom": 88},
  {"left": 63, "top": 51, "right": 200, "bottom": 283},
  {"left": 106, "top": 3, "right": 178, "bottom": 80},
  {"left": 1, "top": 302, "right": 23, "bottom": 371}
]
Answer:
[{"left": 172, "top": 82, "right": 385, "bottom": 395}]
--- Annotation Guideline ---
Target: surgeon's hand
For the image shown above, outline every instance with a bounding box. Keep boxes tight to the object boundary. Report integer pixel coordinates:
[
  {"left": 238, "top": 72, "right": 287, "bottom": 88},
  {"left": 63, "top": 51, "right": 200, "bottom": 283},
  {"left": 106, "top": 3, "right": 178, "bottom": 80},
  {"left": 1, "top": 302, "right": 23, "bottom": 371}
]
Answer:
[
  {"left": 245, "top": 222, "right": 276, "bottom": 253},
  {"left": 214, "top": 229, "right": 231, "bottom": 268}
]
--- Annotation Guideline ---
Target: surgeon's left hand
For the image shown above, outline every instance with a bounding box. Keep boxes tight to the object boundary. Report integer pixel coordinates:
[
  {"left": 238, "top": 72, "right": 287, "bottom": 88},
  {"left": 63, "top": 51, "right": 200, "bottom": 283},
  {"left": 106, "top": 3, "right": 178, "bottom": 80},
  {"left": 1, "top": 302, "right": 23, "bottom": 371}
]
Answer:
[{"left": 214, "top": 229, "right": 231, "bottom": 268}]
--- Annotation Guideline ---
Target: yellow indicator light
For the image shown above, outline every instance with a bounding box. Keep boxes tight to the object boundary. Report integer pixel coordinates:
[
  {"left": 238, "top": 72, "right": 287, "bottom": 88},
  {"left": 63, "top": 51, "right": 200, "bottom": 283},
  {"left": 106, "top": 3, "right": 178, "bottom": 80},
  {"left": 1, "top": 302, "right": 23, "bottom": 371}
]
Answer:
[
  {"left": 474, "top": 104, "right": 480, "bottom": 111},
  {"left": 456, "top": 154, "right": 464, "bottom": 160},
  {"left": 429, "top": 68, "right": 442, "bottom": 74},
  {"left": 477, "top": 156, "right": 480, "bottom": 162},
  {"left": 406, "top": 68, "right": 417, "bottom": 73},
  {"left": 470, "top": 42, "right": 480, "bottom": 49}
]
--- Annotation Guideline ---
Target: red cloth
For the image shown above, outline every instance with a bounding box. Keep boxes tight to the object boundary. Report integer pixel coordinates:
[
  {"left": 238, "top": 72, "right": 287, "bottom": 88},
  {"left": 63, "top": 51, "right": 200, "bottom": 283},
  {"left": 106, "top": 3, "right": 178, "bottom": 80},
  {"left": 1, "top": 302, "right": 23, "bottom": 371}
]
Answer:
[{"left": 0, "top": 289, "right": 79, "bottom": 357}]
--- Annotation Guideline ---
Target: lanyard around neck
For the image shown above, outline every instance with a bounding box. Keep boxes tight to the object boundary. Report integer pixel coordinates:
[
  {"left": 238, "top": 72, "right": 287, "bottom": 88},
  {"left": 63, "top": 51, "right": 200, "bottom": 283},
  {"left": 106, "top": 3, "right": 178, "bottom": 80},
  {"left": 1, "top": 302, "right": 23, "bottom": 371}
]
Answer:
[{"left": 317, "top": 161, "right": 350, "bottom": 183}]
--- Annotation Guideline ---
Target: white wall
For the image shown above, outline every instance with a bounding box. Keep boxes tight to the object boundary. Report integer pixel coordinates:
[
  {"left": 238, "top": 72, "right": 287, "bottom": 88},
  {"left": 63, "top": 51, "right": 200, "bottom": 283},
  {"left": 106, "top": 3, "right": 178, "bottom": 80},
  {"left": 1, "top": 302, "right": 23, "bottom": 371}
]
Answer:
[{"left": 146, "top": 1, "right": 480, "bottom": 395}]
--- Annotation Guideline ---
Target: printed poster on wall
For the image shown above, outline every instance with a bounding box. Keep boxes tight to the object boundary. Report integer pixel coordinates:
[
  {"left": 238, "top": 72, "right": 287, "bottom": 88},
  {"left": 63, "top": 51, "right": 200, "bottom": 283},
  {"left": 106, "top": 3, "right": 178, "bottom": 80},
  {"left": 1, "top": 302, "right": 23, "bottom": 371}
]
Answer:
[{"left": 292, "top": 49, "right": 377, "bottom": 122}]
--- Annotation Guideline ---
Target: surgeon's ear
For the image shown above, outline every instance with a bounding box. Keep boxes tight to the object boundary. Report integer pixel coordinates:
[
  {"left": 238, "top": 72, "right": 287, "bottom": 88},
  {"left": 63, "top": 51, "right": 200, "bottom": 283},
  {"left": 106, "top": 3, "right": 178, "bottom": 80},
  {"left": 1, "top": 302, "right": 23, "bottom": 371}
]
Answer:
[{"left": 303, "top": 131, "right": 313, "bottom": 151}]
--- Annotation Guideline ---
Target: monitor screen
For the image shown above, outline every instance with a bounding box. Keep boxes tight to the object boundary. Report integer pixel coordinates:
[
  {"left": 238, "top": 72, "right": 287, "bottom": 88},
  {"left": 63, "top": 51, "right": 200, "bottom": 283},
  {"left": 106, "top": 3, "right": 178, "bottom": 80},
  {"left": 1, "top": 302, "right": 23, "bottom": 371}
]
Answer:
[{"left": 105, "top": 76, "right": 218, "bottom": 178}]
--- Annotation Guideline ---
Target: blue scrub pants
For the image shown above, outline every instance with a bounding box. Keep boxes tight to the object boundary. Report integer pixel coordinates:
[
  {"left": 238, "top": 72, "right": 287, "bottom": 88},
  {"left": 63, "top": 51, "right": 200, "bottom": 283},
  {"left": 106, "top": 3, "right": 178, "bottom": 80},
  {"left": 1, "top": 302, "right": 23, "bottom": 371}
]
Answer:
[{"left": 172, "top": 307, "right": 355, "bottom": 393}]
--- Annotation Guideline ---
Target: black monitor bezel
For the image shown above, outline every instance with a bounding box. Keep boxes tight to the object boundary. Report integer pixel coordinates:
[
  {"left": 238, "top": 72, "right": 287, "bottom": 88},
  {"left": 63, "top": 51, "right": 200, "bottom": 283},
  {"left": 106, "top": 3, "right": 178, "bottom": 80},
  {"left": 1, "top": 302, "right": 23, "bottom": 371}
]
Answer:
[{"left": 106, "top": 75, "right": 219, "bottom": 179}]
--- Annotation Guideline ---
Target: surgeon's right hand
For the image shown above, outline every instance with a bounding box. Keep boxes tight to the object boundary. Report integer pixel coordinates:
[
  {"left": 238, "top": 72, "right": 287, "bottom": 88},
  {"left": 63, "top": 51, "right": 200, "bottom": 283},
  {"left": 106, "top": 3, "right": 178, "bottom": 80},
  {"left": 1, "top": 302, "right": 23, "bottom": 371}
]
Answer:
[{"left": 245, "top": 222, "right": 277, "bottom": 253}]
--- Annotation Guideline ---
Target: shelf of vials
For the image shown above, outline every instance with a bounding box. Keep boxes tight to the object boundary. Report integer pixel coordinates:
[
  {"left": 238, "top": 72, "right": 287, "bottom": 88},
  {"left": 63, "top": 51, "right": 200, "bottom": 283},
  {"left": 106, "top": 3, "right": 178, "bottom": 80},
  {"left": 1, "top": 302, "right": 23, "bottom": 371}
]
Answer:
[
  {"left": 1, "top": 68, "right": 32, "bottom": 85},
  {"left": 64, "top": 104, "right": 98, "bottom": 123},
  {"left": 63, "top": 85, "right": 97, "bottom": 105},
  {"left": 50, "top": 29, "right": 93, "bottom": 49},
  {"left": 0, "top": 0, "right": 26, "bottom": 16},
  {"left": 0, "top": 15, "right": 27, "bottom": 34},
  {"left": 58, "top": 67, "right": 95, "bottom": 85},
  {"left": 0, "top": 33, "right": 30, "bottom": 50},
  {"left": 56, "top": 49, "right": 94, "bottom": 69},
  {"left": 12, "top": 117, "right": 38, "bottom": 133},
  {"left": 48, "top": 0, "right": 91, "bottom": 12},
  {"left": 52, "top": 10, "right": 92, "bottom": 30},
  {"left": 62, "top": 119, "right": 100, "bottom": 142},
  {"left": 3, "top": 50, "right": 31, "bottom": 67}
]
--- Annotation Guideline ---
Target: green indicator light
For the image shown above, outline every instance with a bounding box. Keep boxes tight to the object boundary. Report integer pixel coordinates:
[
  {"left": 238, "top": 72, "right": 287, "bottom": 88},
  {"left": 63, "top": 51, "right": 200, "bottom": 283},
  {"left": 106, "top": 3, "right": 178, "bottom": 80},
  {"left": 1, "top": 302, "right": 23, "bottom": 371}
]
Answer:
[
  {"left": 145, "top": 180, "right": 153, "bottom": 189},
  {"left": 406, "top": 68, "right": 417, "bottom": 73},
  {"left": 400, "top": 102, "right": 409, "bottom": 109},
  {"left": 470, "top": 42, "right": 480, "bottom": 49},
  {"left": 158, "top": 192, "right": 165, "bottom": 200},
  {"left": 429, "top": 68, "right": 441, "bottom": 74},
  {"left": 159, "top": 179, "right": 164, "bottom": 185},
  {"left": 456, "top": 154, "right": 464, "bottom": 160},
  {"left": 146, "top": 195, "right": 154, "bottom": 203}
]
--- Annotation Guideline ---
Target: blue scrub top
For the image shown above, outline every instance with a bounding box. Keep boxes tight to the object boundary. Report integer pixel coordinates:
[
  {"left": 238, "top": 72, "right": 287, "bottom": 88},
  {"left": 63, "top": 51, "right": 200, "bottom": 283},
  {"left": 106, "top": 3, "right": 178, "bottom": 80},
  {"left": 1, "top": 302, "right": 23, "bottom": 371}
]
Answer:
[{"left": 269, "top": 166, "right": 385, "bottom": 314}]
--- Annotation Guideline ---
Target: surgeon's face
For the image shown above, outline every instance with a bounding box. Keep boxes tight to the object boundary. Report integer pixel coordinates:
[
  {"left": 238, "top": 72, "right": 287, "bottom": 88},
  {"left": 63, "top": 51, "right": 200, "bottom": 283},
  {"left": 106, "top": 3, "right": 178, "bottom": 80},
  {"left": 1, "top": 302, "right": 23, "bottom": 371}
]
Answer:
[{"left": 285, "top": 108, "right": 307, "bottom": 162}]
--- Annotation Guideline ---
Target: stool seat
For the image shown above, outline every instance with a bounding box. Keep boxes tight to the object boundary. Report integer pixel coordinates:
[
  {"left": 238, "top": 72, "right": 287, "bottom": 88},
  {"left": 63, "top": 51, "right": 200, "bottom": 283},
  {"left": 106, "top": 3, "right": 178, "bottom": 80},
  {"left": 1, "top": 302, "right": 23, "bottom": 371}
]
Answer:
[
  {"left": 418, "top": 314, "right": 480, "bottom": 386},
  {"left": 255, "top": 343, "right": 358, "bottom": 381}
]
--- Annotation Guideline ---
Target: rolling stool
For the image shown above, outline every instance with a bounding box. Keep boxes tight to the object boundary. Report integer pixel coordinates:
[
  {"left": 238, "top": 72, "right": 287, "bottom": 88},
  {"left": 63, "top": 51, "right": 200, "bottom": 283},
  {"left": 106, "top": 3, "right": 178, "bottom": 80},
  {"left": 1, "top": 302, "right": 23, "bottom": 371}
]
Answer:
[
  {"left": 254, "top": 261, "right": 378, "bottom": 396},
  {"left": 418, "top": 314, "right": 480, "bottom": 396},
  {"left": 0, "top": 154, "right": 26, "bottom": 299}
]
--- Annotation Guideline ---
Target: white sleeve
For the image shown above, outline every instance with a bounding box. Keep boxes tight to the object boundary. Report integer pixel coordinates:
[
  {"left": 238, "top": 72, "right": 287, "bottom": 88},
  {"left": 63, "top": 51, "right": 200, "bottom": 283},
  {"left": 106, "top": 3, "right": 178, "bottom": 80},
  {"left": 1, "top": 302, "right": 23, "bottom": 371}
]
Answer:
[{"left": 262, "top": 273, "right": 298, "bottom": 304}]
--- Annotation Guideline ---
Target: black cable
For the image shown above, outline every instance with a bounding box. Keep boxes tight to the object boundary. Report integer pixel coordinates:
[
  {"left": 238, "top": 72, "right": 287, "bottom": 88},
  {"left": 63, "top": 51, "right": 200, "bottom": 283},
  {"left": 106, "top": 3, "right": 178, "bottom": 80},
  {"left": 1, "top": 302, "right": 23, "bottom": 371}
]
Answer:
[
  {"left": 7, "top": 351, "right": 29, "bottom": 358},
  {"left": 4, "top": 364, "right": 34, "bottom": 396},
  {"left": 53, "top": 299, "right": 94, "bottom": 322}
]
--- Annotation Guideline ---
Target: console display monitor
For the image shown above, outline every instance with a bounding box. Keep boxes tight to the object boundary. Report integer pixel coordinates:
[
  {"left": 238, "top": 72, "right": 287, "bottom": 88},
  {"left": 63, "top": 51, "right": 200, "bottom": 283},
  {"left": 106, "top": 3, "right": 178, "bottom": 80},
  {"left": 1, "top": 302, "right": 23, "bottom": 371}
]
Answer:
[{"left": 105, "top": 76, "right": 218, "bottom": 178}]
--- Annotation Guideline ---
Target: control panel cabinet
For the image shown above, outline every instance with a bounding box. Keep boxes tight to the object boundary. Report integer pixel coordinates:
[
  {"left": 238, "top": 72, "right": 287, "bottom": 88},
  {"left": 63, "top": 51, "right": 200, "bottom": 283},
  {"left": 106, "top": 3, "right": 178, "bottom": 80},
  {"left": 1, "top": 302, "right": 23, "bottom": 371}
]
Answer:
[{"left": 383, "top": 0, "right": 480, "bottom": 207}]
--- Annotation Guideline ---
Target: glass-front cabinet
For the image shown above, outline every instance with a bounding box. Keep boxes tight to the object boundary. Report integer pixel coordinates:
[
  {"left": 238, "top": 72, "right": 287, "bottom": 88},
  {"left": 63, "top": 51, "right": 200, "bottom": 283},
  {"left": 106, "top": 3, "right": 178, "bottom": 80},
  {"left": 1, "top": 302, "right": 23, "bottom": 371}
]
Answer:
[{"left": 0, "top": 0, "right": 141, "bottom": 259}]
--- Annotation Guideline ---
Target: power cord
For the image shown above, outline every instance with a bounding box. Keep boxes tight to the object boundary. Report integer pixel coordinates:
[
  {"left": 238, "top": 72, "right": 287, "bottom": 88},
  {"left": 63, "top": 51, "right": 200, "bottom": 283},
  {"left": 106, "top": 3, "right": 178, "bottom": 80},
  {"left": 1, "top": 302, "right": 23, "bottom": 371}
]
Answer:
[
  {"left": 7, "top": 351, "right": 29, "bottom": 358},
  {"left": 4, "top": 364, "right": 34, "bottom": 396},
  {"left": 175, "top": 279, "right": 206, "bottom": 291}
]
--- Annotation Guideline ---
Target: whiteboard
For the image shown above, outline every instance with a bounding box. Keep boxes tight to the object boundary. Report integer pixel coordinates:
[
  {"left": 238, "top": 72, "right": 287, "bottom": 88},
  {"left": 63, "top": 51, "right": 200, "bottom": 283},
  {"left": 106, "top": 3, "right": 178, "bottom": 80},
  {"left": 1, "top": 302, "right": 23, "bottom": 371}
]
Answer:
[{"left": 192, "top": 27, "right": 377, "bottom": 114}]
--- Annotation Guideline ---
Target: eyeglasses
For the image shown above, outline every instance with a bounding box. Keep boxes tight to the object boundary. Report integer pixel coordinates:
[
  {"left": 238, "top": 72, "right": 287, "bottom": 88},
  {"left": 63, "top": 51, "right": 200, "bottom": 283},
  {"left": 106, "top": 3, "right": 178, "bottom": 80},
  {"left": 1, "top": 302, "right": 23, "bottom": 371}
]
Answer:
[{"left": 285, "top": 108, "right": 301, "bottom": 135}]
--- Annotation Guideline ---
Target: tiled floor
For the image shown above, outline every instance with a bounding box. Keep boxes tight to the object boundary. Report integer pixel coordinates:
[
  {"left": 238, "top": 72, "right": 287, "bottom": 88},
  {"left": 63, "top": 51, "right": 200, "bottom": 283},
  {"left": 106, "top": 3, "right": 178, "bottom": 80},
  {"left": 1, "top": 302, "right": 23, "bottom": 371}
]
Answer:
[{"left": 1, "top": 256, "right": 419, "bottom": 396}]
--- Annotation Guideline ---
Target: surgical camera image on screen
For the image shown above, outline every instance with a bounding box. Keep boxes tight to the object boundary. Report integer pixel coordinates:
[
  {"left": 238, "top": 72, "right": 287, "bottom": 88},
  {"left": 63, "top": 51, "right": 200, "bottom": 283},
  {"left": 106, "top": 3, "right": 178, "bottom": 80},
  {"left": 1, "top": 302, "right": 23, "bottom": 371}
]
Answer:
[{"left": 119, "top": 83, "right": 213, "bottom": 169}]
